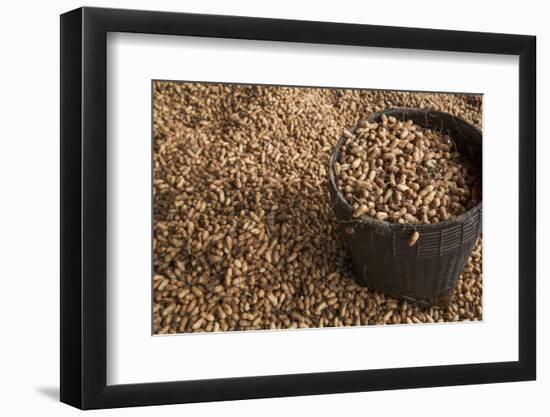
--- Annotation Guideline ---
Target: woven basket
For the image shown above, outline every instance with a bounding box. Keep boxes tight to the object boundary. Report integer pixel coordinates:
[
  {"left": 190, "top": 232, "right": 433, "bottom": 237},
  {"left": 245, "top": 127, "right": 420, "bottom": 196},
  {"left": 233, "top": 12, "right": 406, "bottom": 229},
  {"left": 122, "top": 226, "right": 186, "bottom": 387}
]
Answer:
[{"left": 328, "top": 108, "right": 482, "bottom": 306}]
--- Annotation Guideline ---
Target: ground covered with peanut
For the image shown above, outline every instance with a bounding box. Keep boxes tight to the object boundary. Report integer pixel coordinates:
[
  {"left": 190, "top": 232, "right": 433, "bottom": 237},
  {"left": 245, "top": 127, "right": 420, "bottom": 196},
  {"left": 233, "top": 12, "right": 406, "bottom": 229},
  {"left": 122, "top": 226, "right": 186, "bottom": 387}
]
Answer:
[{"left": 153, "top": 82, "right": 482, "bottom": 334}]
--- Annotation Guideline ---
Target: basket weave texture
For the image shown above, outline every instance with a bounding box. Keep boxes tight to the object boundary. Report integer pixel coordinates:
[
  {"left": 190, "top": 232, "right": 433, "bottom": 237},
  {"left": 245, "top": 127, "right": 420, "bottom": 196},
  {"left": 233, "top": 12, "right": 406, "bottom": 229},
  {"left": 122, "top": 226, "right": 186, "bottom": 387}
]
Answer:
[{"left": 328, "top": 108, "right": 482, "bottom": 306}]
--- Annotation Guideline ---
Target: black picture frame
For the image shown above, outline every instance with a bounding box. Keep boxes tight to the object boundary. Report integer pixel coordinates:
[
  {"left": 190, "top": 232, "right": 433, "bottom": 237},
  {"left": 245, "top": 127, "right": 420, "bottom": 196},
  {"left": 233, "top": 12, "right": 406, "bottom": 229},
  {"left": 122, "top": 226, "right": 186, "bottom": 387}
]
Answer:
[{"left": 60, "top": 6, "right": 536, "bottom": 410}]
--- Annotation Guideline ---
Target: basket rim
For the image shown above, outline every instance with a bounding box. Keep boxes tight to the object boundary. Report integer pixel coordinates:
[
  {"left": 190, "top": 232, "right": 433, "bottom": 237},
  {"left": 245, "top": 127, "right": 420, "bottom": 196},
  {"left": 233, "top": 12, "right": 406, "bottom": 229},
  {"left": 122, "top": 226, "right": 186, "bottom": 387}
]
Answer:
[{"left": 328, "top": 107, "right": 483, "bottom": 232}]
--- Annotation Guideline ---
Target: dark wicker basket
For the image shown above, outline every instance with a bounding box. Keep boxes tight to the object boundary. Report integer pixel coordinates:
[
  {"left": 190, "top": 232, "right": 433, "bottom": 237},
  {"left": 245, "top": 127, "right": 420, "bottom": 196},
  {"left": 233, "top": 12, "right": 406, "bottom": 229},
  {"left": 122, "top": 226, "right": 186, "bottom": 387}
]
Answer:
[{"left": 328, "top": 108, "right": 482, "bottom": 306}]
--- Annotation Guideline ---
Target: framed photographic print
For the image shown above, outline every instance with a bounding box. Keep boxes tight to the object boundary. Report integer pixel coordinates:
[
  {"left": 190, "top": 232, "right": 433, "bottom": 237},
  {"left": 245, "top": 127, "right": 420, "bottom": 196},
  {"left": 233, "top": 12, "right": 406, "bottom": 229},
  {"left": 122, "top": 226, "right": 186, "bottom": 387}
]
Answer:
[{"left": 60, "top": 6, "right": 536, "bottom": 410}]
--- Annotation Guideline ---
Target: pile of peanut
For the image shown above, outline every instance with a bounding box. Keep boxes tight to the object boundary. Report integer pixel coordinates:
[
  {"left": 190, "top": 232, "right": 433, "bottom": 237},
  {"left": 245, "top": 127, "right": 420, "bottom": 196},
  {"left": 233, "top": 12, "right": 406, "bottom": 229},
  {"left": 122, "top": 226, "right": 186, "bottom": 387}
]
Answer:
[
  {"left": 153, "top": 82, "right": 483, "bottom": 334},
  {"left": 335, "top": 115, "right": 481, "bottom": 224}
]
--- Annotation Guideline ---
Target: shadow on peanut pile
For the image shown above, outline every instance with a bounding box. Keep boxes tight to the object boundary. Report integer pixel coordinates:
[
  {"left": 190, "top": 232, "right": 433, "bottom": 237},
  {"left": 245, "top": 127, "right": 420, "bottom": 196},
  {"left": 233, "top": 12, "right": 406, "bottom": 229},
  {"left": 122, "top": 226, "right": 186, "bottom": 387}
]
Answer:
[{"left": 152, "top": 82, "right": 483, "bottom": 334}]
